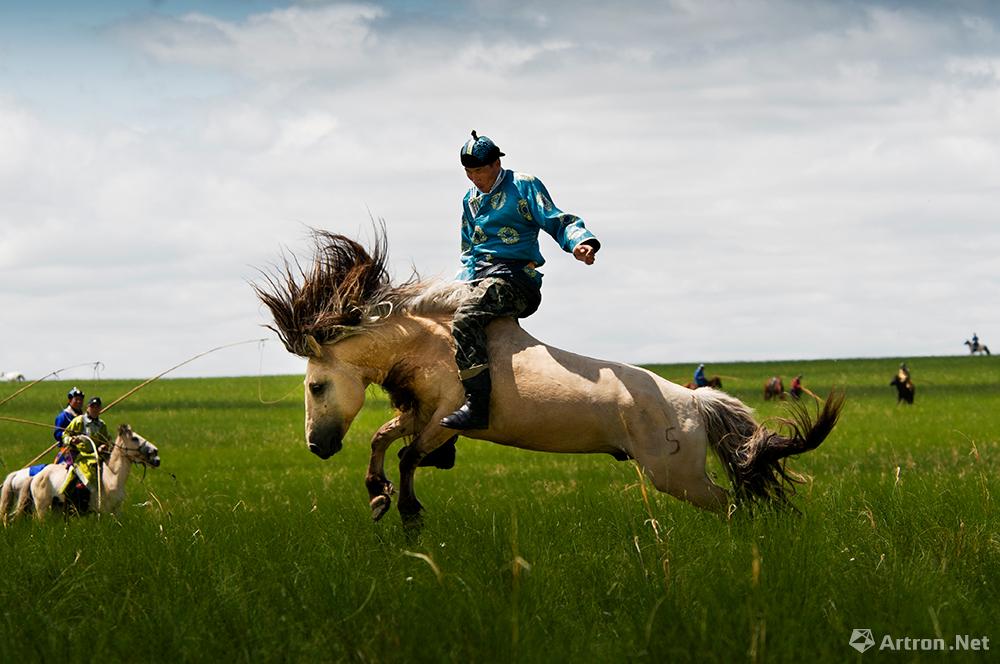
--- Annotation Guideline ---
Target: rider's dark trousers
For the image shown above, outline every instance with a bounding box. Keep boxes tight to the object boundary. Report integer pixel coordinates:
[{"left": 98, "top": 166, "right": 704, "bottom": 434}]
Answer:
[{"left": 451, "top": 265, "right": 541, "bottom": 377}]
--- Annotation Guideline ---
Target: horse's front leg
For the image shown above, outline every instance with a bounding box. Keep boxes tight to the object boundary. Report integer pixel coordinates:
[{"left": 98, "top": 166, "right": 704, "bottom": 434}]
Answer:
[
  {"left": 397, "top": 412, "right": 458, "bottom": 526},
  {"left": 366, "top": 414, "right": 415, "bottom": 522}
]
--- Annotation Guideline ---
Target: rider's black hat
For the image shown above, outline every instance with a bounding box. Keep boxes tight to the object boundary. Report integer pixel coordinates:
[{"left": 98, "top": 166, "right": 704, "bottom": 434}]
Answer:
[
  {"left": 460, "top": 131, "right": 505, "bottom": 168},
  {"left": 67, "top": 387, "right": 84, "bottom": 399},
  {"left": 88, "top": 396, "right": 102, "bottom": 407}
]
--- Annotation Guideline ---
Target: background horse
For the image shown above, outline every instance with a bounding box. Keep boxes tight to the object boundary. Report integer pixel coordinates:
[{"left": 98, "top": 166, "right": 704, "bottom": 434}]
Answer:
[
  {"left": 256, "top": 230, "right": 843, "bottom": 522},
  {"left": 890, "top": 373, "right": 915, "bottom": 404},
  {"left": 684, "top": 376, "right": 723, "bottom": 390},
  {"left": 1, "top": 424, "right": 160, "bottom": 522},
  {"left": 764, "top": 376, "right": 785, "bottom": 401},
  {"left": 964, "top": 339, "right": 991, "bottom": 356}
]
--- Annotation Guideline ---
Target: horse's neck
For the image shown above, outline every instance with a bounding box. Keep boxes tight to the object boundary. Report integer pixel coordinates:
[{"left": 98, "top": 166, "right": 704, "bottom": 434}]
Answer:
[
  {"left": 353, "top": 315, "right": 455, "bottom": 382},
  {"left": 99, "top": 443, "right": 131, "bottom": 508}
]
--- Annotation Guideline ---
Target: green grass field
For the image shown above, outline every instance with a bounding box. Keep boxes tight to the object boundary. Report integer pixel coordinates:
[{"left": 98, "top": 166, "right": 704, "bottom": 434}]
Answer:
[{"left": 1, "top": 356, "right": 997, "bottom": 663}]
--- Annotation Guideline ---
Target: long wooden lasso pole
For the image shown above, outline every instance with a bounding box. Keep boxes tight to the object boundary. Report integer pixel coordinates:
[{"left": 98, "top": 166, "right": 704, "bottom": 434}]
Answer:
[
  {"left": 3, "top": 339, "right": 268, "bottom": 469},
  {"left": 0, "top": 362, "right": 104, "bottom": 409},
  {"left": 101, "top": 338, "right": 268, "bottom": 414}
]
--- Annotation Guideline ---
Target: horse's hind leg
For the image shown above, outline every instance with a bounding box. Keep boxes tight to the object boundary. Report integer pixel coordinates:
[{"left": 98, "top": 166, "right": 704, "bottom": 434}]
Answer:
[
  {"left": 29, "top": 474, "right": 53, "bottom": 521},
  {"left": 642, "top": 453, "right": 729, "bottom": 511},
  {"left": 632, "top": 425, "right": 730, "bottom": 513},
  {"left": 17, "top": 477, "right": 36, "bottom": 520},
  {"left": 665, "top": 473, "right": 730, "bottom": 511},
  {"left": 366, "top": 415, "right": 415, "bottom": 522},
  {"left": 0, "top": 477, "right": 13, "bottom": 525}
]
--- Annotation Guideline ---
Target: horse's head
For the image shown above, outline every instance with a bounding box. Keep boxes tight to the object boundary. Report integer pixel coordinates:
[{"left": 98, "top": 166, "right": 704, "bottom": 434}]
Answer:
[
  {"left": 117, "top": 423, "right": 161, "bottom": 467},
  {"left": 303, "top": 336, "right": 370, "bottom": 459},
  {"left": 253, "top": 227, "right": 452, "bottom": 459}
]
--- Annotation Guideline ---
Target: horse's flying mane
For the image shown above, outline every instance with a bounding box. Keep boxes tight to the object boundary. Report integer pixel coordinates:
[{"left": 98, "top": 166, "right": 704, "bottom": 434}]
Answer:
[{"left": 254, "top": 227, "right": 467, "bottom": 357}]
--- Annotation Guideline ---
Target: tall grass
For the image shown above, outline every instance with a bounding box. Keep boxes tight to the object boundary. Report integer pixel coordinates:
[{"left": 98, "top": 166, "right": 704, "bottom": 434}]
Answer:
[{"left": 0, "top": 356, "right": 996, "bottom": 662}]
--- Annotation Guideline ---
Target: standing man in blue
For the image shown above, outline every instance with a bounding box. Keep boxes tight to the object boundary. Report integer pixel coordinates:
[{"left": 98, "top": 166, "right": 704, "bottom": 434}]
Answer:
[
  {"left": 54, "top": 387, "right": 85, "bottom": 443},
  {"left": 53, "top": 387, "right": 85, "bottom": 463},
  {"left": 441, "top": 131, "right": 601, "bottom": 430}
]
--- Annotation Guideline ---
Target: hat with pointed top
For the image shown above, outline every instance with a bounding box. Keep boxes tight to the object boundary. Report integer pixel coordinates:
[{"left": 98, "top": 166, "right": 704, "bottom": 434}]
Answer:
[{"left": 460, "top": 130, "right": 505, "bottom": 167}]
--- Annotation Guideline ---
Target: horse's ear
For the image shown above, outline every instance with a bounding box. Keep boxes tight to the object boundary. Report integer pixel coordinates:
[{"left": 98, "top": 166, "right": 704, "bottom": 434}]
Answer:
[
  {"left": 305, "top": 335, "right": 323, "bottom": 358},
  {"left": 367, "top": 301, "right": 393, "bottom": 322},
  {"left": 118, "top": 423, "right": 131, "bottom": 436}
]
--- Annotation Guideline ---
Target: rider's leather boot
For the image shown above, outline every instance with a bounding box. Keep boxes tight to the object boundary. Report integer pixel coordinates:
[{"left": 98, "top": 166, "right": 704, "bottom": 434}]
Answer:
[{"left": 440, "top": 370, "right": 491, "bottom": 430}]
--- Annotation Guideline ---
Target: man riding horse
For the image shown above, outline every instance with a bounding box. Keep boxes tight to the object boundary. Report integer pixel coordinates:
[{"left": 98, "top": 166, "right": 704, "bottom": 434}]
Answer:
[
  {"left": 890, "top": 363, "right": 915, "bottom": 404},
  {"left": 965, "top": 333, "right": 991, "bottom": 355},
  {"left": 58, "top": 396, "right": 112, "bottom": 511},
  {"left": 442, "top": 131, "right": 601, "bottom": 431}
]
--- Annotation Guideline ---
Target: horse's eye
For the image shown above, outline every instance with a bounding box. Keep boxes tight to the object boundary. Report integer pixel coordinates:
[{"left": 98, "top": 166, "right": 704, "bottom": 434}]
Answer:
[
  {"left": 133, "top": 436, "right": 140, "bottom": 443},
  {"left": 308, "top": 382, "right": 327, "bottom": 396}
]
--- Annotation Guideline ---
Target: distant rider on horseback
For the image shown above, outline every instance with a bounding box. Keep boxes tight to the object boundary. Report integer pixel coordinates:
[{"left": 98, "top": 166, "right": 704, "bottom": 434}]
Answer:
[
  {"left": 790, "top": 374, "right": 804, "bottom": 400},
  {"left": 58, "top": 396, "right": 111, "bottom": 510},
  {"left": 441, "top": 131, "right": 601, "bottom": 430},
  {"left": 694, "top": 364, "right": 709, "bottom": 388}
]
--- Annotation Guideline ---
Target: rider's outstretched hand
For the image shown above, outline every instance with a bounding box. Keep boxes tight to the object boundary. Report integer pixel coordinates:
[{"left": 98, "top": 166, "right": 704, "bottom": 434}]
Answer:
[{"left": 573, "top": 241, "right": 598, "bottom": 265}]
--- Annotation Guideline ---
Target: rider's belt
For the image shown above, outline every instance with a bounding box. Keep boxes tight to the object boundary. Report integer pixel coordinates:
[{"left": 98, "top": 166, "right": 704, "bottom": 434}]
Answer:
[{"left": 474, "top": 258, "right": 536, "bottom": 277}]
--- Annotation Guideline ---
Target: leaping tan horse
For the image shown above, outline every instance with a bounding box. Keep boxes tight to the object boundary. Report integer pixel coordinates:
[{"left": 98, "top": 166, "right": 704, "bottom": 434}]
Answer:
[{"left": 255, "top": 230, "right": 843, "bottom": 523}]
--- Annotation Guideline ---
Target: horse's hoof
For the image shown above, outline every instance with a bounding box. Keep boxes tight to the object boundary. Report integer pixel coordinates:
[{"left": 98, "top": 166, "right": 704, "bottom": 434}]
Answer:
[
  {"left": 370, "top": 495, "right": 391, "bottom": 522},
  {"left": 400, "top": 509, "right": 424, "bottom": 540}
]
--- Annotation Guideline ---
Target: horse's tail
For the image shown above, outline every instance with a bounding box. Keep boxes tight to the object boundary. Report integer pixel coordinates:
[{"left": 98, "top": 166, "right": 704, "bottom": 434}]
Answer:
[
  {"left": 694, "top": 389, "right": 845, "bottom": 505},
  {"left": 0, "top": 473, "right": 14, "bottom": 525}
]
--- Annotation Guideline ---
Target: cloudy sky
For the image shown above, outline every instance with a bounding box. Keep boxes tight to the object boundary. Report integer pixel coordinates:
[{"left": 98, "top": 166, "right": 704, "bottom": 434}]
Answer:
[{"left": 1, "top": 0, "right": 997, "bottom": 380}]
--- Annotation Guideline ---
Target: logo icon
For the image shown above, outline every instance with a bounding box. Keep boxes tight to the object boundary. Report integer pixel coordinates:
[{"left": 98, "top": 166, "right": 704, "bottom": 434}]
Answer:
[{"left": 850, "top": 629, "right": 876, "bottom": 653}]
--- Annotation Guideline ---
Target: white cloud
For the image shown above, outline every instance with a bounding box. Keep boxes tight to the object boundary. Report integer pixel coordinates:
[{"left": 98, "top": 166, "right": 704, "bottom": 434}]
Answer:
[
  {"left": 2, "top": 1, "right": 999, "bottom": 380},
  {"left": 114, "top": 4, "right": 386, "bottom": 77}
]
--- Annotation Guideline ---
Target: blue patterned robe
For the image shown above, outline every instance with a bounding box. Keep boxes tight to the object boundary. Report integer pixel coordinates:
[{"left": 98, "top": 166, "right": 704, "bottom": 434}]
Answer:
[{"left": 458, "top": 170, "right": 598, "bottom": 286}]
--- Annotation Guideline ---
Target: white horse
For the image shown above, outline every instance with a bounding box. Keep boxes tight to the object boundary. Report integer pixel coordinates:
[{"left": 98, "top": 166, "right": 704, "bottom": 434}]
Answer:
[
  {"left": 964, "top": 339, "right": 991, "bottom": 356},
  {"left": 0, "top": 465, "right": 39, "bottom": 524},
  {"left": 1, "top": 424, "right": 160, "bottom": 523},
  {"left": 0, "top": 372, "right": 26, "bottom": 382}
]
